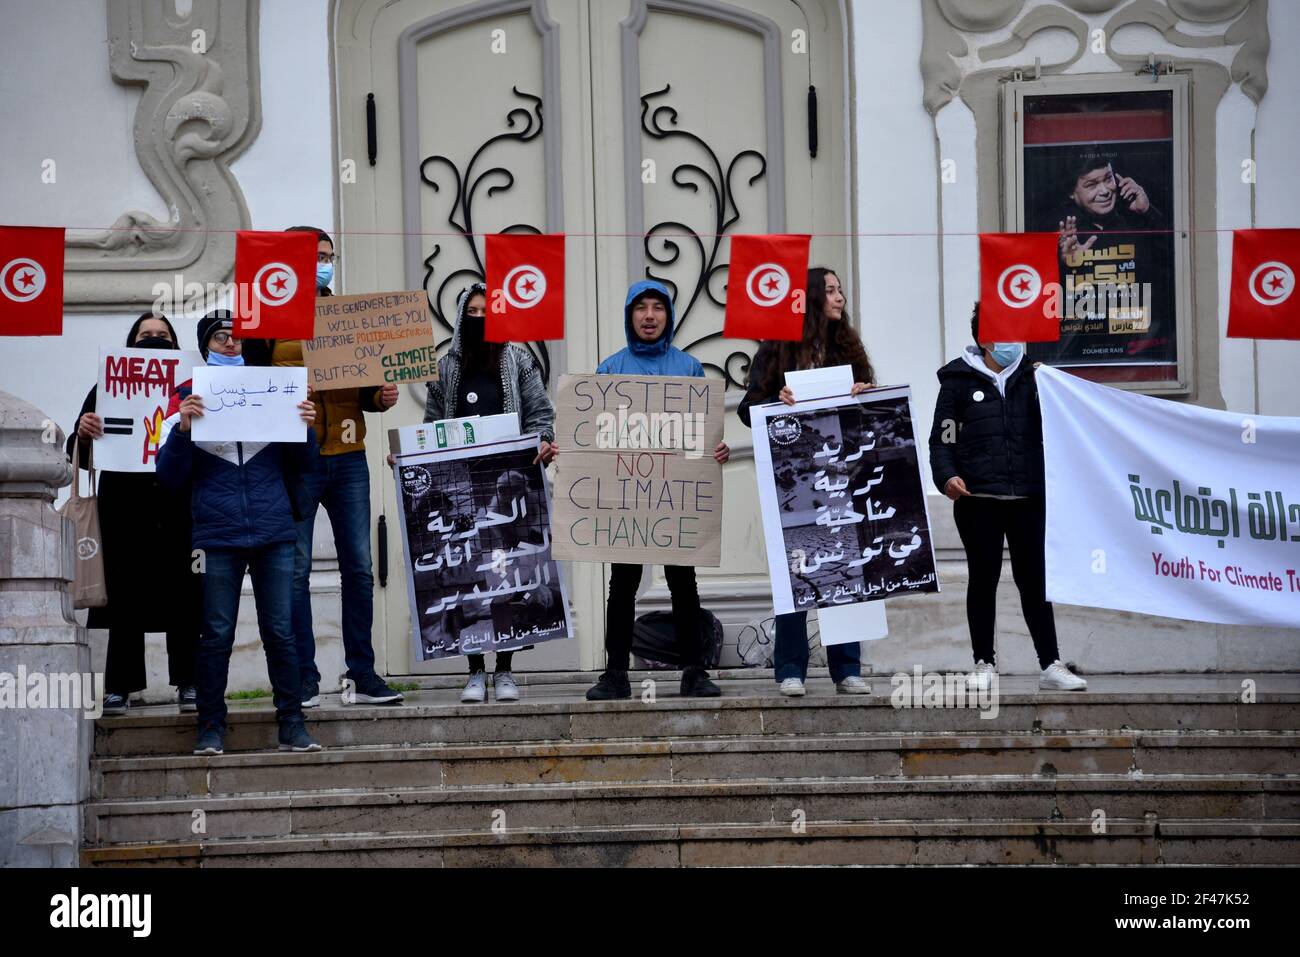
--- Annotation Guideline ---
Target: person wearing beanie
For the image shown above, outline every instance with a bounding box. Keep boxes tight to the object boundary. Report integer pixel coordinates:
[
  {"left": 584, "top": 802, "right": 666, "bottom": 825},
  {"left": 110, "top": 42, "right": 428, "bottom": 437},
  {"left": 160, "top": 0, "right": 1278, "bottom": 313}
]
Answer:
[
  {"left": 240, "top": 226, "right": 403, "bottom": 709},
  {"left": 155, "top": 311, "right": 324, "bottom": 755},
  {"left": 581, "top": 280, "right": 730, "bottom": 702},
  {"left": 67, "top": 312, "right": 201, "bottom": 715},
  {"left": 422, "top": 282, "right": 557, "bottom": 703}
]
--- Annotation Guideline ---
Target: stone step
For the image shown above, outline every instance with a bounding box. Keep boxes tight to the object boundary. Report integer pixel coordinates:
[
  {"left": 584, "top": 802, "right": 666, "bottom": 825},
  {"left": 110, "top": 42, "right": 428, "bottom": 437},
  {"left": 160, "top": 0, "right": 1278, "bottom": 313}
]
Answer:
[
  {"left": 92, "top": 732, "right": 1300, "bottom": 800},
  {"left": 93, "top": 691, "right": 1300, "bottom": 758},
  {"left": 80, "top": 819, "right": 1300, "bottom": 867},
  {"left": 84, "top": 775, "right": 1300, "bottom": 847}
]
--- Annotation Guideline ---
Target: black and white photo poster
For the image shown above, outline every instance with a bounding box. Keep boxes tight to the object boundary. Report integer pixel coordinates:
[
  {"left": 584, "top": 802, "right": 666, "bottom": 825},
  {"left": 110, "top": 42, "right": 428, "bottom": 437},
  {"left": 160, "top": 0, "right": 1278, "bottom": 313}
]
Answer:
[
  {"left": 752, "top": 387, "right": 939, "bottom": 615},
  {"left": 395, "top": 437, "right": 572, "bottom": 663}
]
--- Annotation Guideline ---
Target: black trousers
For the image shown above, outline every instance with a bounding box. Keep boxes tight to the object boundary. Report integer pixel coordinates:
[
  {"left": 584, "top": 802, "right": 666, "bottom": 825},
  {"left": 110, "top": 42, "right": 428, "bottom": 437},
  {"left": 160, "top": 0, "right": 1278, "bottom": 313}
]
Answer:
[
  {"left": 952, "top": 496, "right": 1060, "bottom": 670},
  {"left": 105, "top": 626, "right": 198, "bottom": 696},
  {"left": 604, "top": 563, "right": 701, "bottom": 671}
]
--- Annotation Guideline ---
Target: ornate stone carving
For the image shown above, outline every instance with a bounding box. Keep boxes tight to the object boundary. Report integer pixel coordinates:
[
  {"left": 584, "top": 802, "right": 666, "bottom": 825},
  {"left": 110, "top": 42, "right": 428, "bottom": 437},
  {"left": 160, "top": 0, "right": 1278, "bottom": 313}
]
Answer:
[
  {"left": 65, "top": 0, "right": 261, "bottom": 310},
  {"left": 921, "top": 0, "right": 1270, "bottom": 115}
]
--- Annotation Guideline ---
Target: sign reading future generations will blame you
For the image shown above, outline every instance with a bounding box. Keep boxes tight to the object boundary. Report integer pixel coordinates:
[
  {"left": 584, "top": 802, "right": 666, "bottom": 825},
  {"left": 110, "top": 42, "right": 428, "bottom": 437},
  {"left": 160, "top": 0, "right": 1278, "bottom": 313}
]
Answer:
[
  {"left": 751, "top": 386, "right": 939, "bottom": 614},
  {"left": 1039, "top": 365, "right": 1300, "bottom": 629},
  {"left": 301, "top": 290, "right": 438, "bottom": 390},
  {"left": 551, "top": 374, "right": 725, "bottom": 566},
  {"left": 395, "top": 437, "right": 573, "bottom": 663},
  {"left": 95, "top": 346, "right": 203, "bottom": 472}
]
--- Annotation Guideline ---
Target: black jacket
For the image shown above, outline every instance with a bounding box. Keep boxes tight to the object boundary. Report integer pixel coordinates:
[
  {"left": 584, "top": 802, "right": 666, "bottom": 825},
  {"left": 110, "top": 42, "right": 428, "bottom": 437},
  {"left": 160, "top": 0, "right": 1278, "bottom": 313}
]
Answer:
[{"left": 928, "top": 350, "right": 1045, "bottom": 497}]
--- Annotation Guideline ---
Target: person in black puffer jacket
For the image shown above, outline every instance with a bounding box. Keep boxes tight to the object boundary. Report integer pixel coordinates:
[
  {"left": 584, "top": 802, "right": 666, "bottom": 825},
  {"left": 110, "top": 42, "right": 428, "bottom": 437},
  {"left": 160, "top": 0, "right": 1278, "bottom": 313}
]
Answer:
[{"left": 928, "top": 302, "right": 1086, "bottom": 692}]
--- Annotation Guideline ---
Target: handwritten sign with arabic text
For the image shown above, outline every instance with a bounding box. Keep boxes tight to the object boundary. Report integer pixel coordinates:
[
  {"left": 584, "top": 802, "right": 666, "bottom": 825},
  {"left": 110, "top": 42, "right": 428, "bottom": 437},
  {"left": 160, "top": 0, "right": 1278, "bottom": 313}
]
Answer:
[{"left": 190, "top": 366, "right": 310, "bottom": 443}]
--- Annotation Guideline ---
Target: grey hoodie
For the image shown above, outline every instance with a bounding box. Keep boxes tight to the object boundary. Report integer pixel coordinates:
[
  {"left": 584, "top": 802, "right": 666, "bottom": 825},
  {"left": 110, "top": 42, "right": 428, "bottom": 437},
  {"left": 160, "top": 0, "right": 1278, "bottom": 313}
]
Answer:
[{"left": 423, "top": 283, "right": 556, "bottom": 442}]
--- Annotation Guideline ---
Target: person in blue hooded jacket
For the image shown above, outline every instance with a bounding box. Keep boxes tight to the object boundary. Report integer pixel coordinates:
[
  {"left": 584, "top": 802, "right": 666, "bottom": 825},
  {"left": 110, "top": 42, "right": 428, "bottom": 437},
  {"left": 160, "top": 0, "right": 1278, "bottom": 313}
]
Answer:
[
  {"left": 582, "top": 280, "right": 730, "bottom": 699},
  {"left": 156, "top": 311, "right": 326, "bottom": 756}
]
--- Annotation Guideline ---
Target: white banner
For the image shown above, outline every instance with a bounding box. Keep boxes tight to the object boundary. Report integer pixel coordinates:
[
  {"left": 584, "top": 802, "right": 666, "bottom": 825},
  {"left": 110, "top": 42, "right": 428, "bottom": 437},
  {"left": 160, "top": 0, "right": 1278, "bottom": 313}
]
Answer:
[
  {"left": 1039, "top": 365, "right": 1300, "bottom": 629},
  {"left": 95, "top": 347, "right": 202, "bottom": 472}
]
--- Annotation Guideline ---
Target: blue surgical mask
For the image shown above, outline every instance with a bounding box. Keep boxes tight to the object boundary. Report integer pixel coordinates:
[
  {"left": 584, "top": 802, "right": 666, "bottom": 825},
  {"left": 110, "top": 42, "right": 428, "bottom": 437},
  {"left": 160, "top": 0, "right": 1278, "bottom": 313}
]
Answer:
[
  {"left": 989, "top": 342, "right": 1023, "bottom": 367},
  {"left": 316, "top": 262, "right": 334, "bottom": 289},
  {"left": 207, "top": 351, "right": 245, "bottom": 367}
]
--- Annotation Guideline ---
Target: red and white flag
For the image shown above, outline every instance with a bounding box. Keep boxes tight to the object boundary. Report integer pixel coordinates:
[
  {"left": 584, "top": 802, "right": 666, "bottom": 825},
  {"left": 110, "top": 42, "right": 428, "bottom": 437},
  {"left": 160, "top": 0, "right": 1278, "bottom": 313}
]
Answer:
[
  {"left": 233, "top": 230, "right": 317, "bottom": 339},
  {"left": 1227, "top": 228, "right": 1300, "bottom": 340},
  {"left": 723, "top": 234, "right": 810, "bottom": 341},
  {"left": 485, "top": 233, "right": 565, "bottom": 341},
  {"left": 0, "top": 225, "right": 65, "bottom": 336},
  {"left": 977, "top": 232, "right": 1061, "bottom": 343}
]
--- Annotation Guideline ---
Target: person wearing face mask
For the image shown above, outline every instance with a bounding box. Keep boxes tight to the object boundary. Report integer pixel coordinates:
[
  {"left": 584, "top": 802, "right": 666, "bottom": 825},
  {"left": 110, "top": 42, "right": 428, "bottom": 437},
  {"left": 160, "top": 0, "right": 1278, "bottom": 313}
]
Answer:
[
  {"left": 738, "top": 267, "right": 875, "bottom": 697},
  {"left": 242, "top": 226, "right": 404, "bottom": 709},
  {"left": 67, "top": 312, "right": 201, "bottom": 715},
  {"left": 156, "top": 312, "right": 324, "bottom": 755},
  {"left": 423, "top": 282, "right": 557, "bottom": 703},
  {"left": 927, "top": 301, "right": 1087, "bottom": 693}
]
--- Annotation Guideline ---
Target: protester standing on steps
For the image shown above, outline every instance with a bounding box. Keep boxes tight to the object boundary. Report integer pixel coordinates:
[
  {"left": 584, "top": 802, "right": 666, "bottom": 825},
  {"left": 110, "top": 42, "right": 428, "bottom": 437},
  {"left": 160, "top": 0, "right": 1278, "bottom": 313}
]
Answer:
[
  {"left": 68, "top": 312, "right": 201, "bottom": 716},
  {"left": 423, "top": 281, "right": 557, "bottom": 704},
  {"left": 242, "top": 225, "right": 405, "bottom": 709},
  {"left": 157, "top": 311, "right": 325, "bottom": 755},
  {"left": 738, "top": 267, "right": 875, "bottom": 698},
  {"left": 927, "top": 301, "right": 1087, "bottom": 693},
  {"left": 581, "top": 279, "right": 730, "bottom": 702}
]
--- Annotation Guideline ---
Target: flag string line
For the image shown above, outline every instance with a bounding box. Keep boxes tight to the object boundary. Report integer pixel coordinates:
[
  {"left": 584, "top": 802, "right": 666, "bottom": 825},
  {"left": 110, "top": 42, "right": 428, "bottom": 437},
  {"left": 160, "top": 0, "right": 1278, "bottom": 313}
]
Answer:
[{"left": 26, "top": 224, "right": 1278, "bottom": 239}]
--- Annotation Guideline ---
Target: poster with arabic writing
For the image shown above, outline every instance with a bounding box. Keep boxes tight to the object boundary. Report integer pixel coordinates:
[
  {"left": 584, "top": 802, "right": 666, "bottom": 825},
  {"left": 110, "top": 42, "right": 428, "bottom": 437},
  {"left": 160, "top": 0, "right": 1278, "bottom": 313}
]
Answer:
[
  {"left": 395, "top": 436, "right": 572, "bottom": 663},
  {"left": 751, "top": 386, "right": 939, "bottom": 615}
]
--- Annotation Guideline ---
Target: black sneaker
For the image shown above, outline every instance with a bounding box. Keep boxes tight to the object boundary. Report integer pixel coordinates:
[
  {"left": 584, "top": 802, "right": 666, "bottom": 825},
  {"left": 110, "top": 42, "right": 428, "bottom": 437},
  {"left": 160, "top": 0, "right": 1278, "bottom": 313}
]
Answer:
[
  {"left": 585, "top": 669, "right": 631, "bottom": 701},
  {"left": 178, "top": 686, "right": 197, "bottom": 713},
  {"left": 346, "top": 674, "right": 404, "bottom": 705},
  {"left": 102, "top": 693, "right": 128, "bottom": 716},
  {"left": 681, "top": 666, "right": 722, "bottom": 698},
  {"left": 193, "top": 723, "right": 225, "bottom": 756},
  {"left": 278, "top": 723, "right": 323, "bottom": 752}
]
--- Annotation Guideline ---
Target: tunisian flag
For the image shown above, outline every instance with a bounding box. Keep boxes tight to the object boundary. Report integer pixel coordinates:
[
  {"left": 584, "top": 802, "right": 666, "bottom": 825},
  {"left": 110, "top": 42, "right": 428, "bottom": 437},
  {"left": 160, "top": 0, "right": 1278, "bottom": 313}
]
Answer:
[
  {"left": 1227, "top": 228, "right": 1300, "bottom": 340},
  {"left": 723, "top": 234, "right": 810, "bottom": 341},
  {"left": 485, "top": 233, "right": 565, "bottom": 341},
  {"left": 978, "top": 232, "right": 1061, "bottom": 342},
  {"left": 0, "top": 225, "right": 65, "bottom": 336},
  {"left": 233, "top": 230, "right": 317, "bottom": 339}
]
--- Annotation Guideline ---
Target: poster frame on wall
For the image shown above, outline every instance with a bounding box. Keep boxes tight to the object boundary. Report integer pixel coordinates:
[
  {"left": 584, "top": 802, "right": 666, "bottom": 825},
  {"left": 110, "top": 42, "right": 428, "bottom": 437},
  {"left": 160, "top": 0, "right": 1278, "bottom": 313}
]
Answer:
[{"left": 1001, "top": 72, "right": 1193, "bottom": 395}]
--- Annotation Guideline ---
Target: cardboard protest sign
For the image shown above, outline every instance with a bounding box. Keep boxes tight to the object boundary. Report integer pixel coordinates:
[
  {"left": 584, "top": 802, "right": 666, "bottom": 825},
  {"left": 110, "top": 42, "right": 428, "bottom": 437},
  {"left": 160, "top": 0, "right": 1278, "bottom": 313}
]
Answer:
[
  {"left": 551, "top": 374, "right": 725, "bottom": 566},
  {"left": 95, "top": 347, "right": 203, "bottom": 472},
  {"left": 190, "top": 367, "right": 310, "bottom": 443},
  {"left": 395, "top": 437, "right": 573, "bottom": 663},
  {"left": 751, "top": 387, "right": 939, "bottom": 614},
  {"left": 301, "top": 290, "right": 438, "bottom": 391}
]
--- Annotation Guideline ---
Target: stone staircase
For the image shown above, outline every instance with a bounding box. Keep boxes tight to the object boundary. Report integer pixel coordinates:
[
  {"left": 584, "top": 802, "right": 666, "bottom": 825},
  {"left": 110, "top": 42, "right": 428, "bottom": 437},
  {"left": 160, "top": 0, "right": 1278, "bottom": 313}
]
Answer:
[{"left": 82, "top": 673, "right": 1300, "bottom": 866}]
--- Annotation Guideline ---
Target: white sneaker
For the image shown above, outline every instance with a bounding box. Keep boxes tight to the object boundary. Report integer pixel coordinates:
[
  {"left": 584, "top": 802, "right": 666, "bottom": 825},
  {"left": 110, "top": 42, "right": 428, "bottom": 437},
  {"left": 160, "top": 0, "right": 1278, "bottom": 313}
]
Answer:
[
  {"left": 967, "top": 660, "right": 996, "bottom": 692},
  {"left": 779, "top": 677, "right": 806, "bottom": 697},
  {"left": 1040, "top": 660, "right": 1087, "bottom": 691},
  {"left": 836, "top": 675, "right": 870, "bottom": 695},
  {"left": 492, "top": 671, "right": 520, "bottom": 702},
  {"left": 461, "top": 670, "right": 487, "bottom": 703}
]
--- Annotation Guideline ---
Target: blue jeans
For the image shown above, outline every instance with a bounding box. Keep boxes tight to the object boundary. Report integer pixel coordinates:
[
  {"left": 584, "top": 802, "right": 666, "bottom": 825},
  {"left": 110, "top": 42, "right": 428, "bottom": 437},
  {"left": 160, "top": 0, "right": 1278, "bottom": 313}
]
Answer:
[
  {"left": 198, "top": 542, "right": 302, "bottom": 728},
  {"left": 773, "top": 611, "right": 861, "bottom": 683},
  {"left": 292, "top": 448, "right": 376, "bottom": 688}
]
